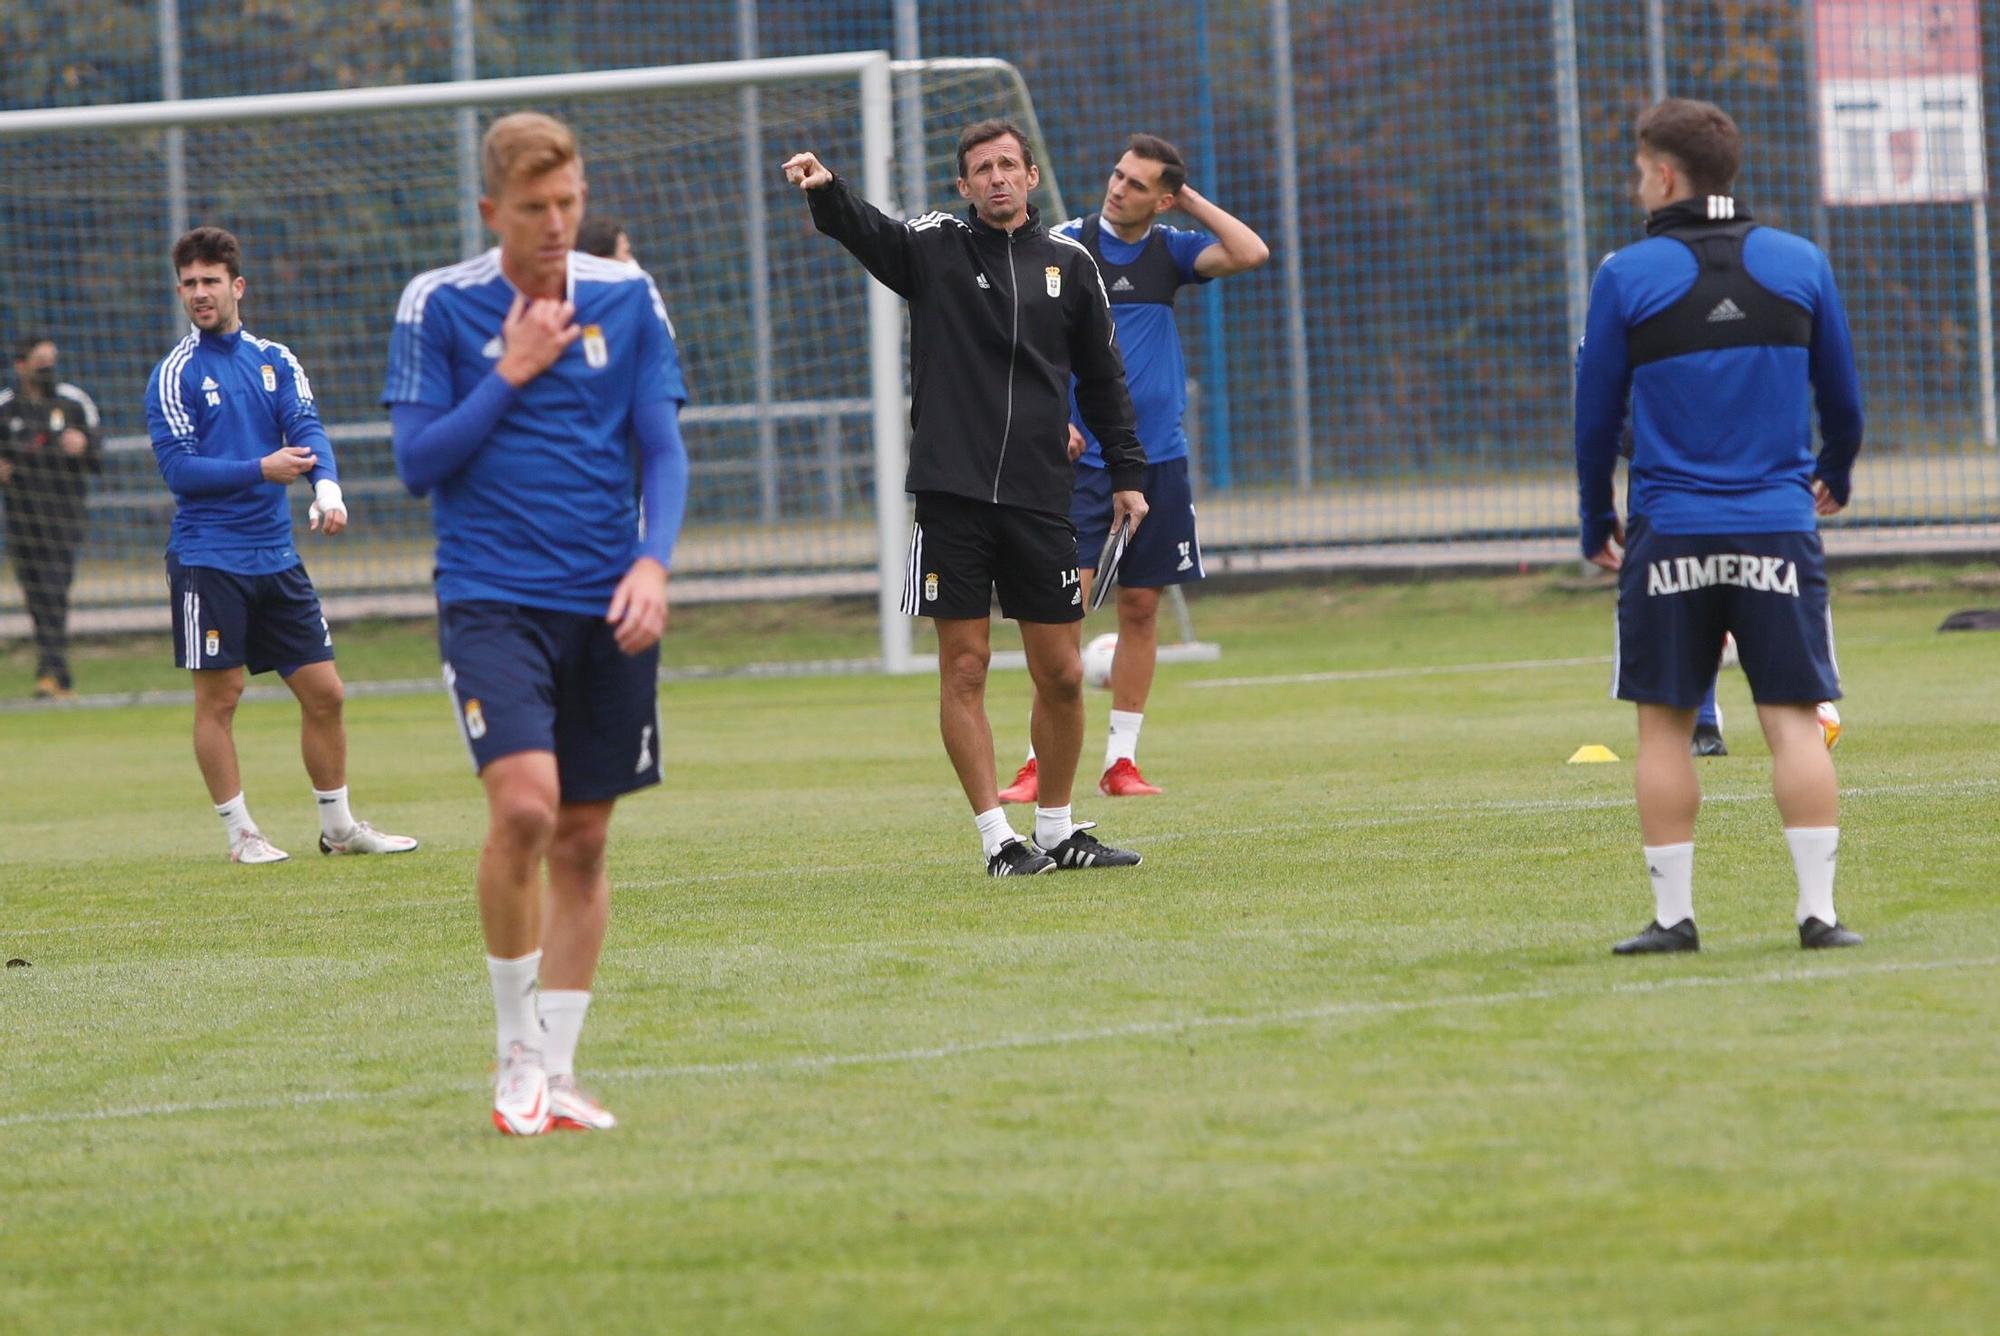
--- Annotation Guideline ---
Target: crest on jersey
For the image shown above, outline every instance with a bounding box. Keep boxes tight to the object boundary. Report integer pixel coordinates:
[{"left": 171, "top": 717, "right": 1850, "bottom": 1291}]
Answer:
[
  {"left": 582, "top": 324, "right": 608, "bottom": 368},
  {"left": 924, "top": 572, "right": 939, "bottom": 602},
  {"left": 49, "top": 407, "right": 65, "bottom": 431},
  {"left": 260, "top": 364, "right": 277, "bottom": 392},
  {"left": 1045, "top": 266, "right": 1062, "bottom": 297},
  {"left": 204, "top": 629, "right": 219, "bottom": 658},
  {"left": 464, "top": 698, "right": 488, "bottom": 740}
]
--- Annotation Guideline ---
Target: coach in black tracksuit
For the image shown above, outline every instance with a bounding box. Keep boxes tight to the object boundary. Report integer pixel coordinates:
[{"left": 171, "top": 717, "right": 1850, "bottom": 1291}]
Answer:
[{"left": 785, "top": 120, "right": 1150, "bottom": 877}]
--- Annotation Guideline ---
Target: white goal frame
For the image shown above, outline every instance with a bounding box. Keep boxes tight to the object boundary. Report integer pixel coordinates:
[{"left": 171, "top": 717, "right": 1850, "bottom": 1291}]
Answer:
[{"left": 0, "top": 52, "right": 917, "bottom": 671}]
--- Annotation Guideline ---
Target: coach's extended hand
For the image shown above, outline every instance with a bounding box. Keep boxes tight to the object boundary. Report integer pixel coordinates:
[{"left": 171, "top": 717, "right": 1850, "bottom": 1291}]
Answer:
[
  {"left": 781, "top": 152, "right": 834, "bottom": 191},
  {"left": 607, "top": 556, "right": 669, "bottom": 655},
  {"left": 496, "top": 293, "right": 581, "bottom": 387}
]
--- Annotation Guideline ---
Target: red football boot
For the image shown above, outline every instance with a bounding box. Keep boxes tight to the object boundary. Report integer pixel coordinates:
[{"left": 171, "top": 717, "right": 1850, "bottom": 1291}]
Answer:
[
  {"left": 1098, "top": 758, "right": 1162, "bottom": 797},
  {"left": 997, "top": 757, "right": 1039, "bottom": 804}
]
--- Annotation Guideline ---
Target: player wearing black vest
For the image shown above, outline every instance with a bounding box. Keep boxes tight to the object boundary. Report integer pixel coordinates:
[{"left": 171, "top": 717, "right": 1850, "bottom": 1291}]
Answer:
[
  {"left": 1575, "top": 99, "right": 1863, "bottom": 956},
  {"left": 785, "top": 121, "right": 1149, "bottom": 876}
]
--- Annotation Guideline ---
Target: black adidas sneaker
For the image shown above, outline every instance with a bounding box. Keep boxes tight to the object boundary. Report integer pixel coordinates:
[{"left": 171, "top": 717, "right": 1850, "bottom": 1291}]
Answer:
[
  {"left": 987, "top": 837, "right": 1056, "bottom": 877},
  {"left": 1799, "top": 917, "right": 1863, "bottom": 949},
  {"left": 1611, "top": 919, "right": 1700, "bottom": 955},
  {"left": 1037, "top": 823, "right": 1142, "bottom": 870}
]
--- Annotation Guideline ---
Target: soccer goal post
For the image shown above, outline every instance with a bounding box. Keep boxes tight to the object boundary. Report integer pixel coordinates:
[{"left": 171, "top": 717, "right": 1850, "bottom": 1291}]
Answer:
[{"left": 0, "top": 53, "right": 924, "bottom": 669}]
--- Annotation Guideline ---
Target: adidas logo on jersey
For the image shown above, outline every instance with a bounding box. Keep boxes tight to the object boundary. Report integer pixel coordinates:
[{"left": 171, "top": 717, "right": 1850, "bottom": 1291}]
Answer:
[
  {"left": 481, "top": 336, "right": 503, "bottom": 359},
  {"left": 1111, "top": 275, "right": 1134, "bottom": 292},
  {"left": 200, "top": 376, "right": 219, "bottom": 390},
  {"left": 975, "top": 274, "right": 991, "bottom": 290},
  {"left": 1706, "top": 298, "right": 1747, "bottom": 323}
]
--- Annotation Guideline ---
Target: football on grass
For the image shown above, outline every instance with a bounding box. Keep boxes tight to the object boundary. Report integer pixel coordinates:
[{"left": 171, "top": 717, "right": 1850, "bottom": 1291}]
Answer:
[
  {"left": 1082, "top": 632, "right": 1118, "bottom": 690},
  {"left": 1818, "top": 700, "right": 1842, "bottom": 750}
]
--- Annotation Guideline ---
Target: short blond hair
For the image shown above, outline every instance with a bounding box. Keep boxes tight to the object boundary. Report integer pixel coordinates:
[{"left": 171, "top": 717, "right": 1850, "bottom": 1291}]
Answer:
[{"left": 481, "top": 112, "right": 580, "bottom": 195}]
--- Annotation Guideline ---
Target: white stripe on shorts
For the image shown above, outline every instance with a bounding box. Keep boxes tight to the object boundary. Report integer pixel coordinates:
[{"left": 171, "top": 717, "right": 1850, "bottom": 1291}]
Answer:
[{"left": 900, "top": 522, "right": 924, "bottom": 616}]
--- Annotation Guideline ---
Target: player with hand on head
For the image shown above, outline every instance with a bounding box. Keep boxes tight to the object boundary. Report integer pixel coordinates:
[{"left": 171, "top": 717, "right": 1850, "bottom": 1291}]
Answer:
[
  {"left": 1576, "top": 99, "right": 1863, "bottom": 954},
  {"left": 998, "top": 133, "right": 1268, "bottom": 803},
  {"left": 144, "top": 226, "right": 417, "bottom": 866},
  {"left": 785, "top": 121, "right": 1148, "bottom": 876},
  {"left": 387, "top": 112, "right": 690, "bottom": 1135}
]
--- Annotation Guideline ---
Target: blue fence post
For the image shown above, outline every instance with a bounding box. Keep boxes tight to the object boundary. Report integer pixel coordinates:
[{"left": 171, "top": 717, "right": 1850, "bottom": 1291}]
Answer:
[{"left": 1192, "top": 0, "right": 1234, "bottom": 490}]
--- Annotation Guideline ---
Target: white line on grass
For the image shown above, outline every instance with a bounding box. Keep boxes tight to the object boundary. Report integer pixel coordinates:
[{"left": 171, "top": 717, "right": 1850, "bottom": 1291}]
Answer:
[
  {"left": 1189, "top": 655, "right": 1614, "bottom": 689},
  {"left": 9, "top": 777, "right": 1994, "bottom": 940},
  {"left": 4, "top": 953, "right": 1992, "bottom": 1130}
]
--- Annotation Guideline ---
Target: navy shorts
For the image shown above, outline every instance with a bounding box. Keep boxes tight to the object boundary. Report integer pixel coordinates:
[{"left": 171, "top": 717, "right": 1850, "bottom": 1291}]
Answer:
[
  {"left": 1614, "top": 519, "right": 1840, "bottom": 708},
  {"left": 168, "top": 555, "right": 334, "bottom": 676},
  {"left": 1075, "top": 457, "right": 1203, "bottom": 588},
  {"left": 438, "top": 600, "right": 662, "bottom": 803},
  {"left": 901, "top": 491, "right": 1082, "bottom": 623}
]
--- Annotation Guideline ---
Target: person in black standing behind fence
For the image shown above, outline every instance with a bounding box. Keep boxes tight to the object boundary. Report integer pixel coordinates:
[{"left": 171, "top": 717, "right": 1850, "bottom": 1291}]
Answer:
[{"left": 1, "top": 334, "right": 103, "bottom": 699}]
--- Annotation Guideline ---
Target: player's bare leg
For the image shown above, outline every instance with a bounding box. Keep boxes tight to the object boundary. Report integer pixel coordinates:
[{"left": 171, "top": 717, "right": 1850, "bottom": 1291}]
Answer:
[
  {"left": 1021, "top": 619, "right": 1141, "bottom": 870},
  {"left": 937, "top": 617, "right": 1003, "bottom": 812},
  {"left": 1101, "top": 584, "right": 1164, "bottom": 796},
  {"left": 938, "top": 617, "right": 1049, "bottom": 874},
  {"left": 193, "top": 666, "right": 283, "bottom": 863},
  {"left": 1759, "top": 702, "right": 1856, "bottom": 947},
  {"left": 191, "top": 666, "right": 247, "bottom": 804},
  {"left": 478, "top": 751, "right": 559, "bottom": 1133},
  {"left": 541, "top": 800, "right": 613, "bottom": 990},
  {"left": 539, "top": 798, "right": 618, "bottom": 1129},
  {"left": 286, "top": 660, "right": 417, "bottom": 856},
  {"left": 1614, "top": 703, "right": 1702, "bottom": 955}
]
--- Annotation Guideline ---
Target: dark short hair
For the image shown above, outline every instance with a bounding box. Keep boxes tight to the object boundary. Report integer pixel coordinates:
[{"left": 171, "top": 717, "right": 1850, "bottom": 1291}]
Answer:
[
  {"left": 13, "top": 333, "right": 53, "bottom": 363},
  {"left": 955, "top": 119, "right": 1034, "bottom": 179},
  {"left": 1123, "top": 134, "right": 1188, "bottom": 194},
  {"left": 1636, "top": 98, "right": 1742, "bottom": 195},
  {"left": 576, "top": 217, "right": 626, "bottom": 258},
  {"left": 172, "top": 226, "right": 242, "bottom": 279}
]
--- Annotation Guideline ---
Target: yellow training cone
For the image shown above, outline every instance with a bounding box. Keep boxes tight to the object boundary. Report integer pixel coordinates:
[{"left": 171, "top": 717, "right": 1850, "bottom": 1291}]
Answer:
[{"left": 1566, "top": 744, "right": 1621, "bottom": 764}]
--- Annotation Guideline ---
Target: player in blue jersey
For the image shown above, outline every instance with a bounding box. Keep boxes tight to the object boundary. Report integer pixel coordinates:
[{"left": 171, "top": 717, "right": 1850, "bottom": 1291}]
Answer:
[
  {"left": 386, "top": 113, "right": 690, "bottom": 1135},
  {"left": 1575, "top": 99, "right": 1864, "bottom": 955},
  {"left": 144, "top": 227, "right": 418, "bottom": 867},
  {"left": 998, "top": 134, "right": 1267, "bottom": 804}
]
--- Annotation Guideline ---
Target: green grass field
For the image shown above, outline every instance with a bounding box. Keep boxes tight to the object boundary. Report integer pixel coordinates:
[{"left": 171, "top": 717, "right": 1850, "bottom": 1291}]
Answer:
[{"left": 4, "top": 569, "right": 1997, "bottom": 1333}]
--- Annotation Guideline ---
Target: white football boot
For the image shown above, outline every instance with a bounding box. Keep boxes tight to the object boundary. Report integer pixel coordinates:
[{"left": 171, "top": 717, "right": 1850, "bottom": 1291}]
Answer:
[
  {"left": 319, "top": 821, "right": 419, "bottom": 856},
  {"left": 492, "top": 1042, "right": 552, "bottom": 1136},
  {"left": 229, "top": 832, "right": 290, "bottom": 865},
  {"left": 547, "top": 1075, "right": 618, "bottom": 1131}
]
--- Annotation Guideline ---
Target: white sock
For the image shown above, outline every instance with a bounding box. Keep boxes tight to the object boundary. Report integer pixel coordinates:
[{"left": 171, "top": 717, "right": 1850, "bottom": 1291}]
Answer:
[
  {"left": 1785, "top": 826, "right": 1839, "bottom": 925},
  {"left": 486, "top": 950, "right": 543, "bottom": 1063},
  {"left": 215, "top": 792, "right": 258, "bottom": 848},
  {"left": 1035, "top": 804, "right": 1074, "bottom": 849},
  {"left": 314, "top": 785, "right": 354, "bottom": 839},
  {"left": 1643, "top": 842, "right": 1695, "bottom": 929},
  {"left": 1025, "top": 743, "right": 1037, "bottom": 763},
  {"left": 1104, "top": 709, "right": 1144, "bottom": 769},
  {"left": 974, "top": 806, "right": 1017, "bottom": 858},
  {"left": 539, "top": 989, "right": 592, "bottom": 1080}
]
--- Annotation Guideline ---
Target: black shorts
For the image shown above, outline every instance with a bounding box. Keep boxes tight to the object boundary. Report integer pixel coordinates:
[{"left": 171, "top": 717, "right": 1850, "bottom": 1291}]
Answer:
[
  {"left": 1074, "top": 457, "right": 1202, "bottom": 588},
  {"left": 900, "top": 491, "right": 1082, "bottom": 623},
  {"left": 1614, "top": 518, "right": 1840, "bottom": 708},
  {"left": 168, "top": 554, "right": 334, "bottom": 676},
  {"left": 438, "top": 599, "right": 662, "bottom": 803}
]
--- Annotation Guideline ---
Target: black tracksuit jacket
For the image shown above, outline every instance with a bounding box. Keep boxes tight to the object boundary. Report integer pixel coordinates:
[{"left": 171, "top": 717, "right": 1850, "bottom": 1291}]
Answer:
[{"left": 808, "top": 176, "right": 1145, "bottom": 517}]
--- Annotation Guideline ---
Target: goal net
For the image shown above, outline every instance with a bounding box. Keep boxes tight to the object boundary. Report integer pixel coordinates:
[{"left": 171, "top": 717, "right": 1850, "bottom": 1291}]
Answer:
[{"left": 0, "top": 54, "right": 1096, "bottom": 673}]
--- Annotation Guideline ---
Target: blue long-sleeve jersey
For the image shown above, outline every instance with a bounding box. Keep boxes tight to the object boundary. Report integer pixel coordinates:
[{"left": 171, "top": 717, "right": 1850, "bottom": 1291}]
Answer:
[
  {"left": 145, "top": 325, "right": 336, "bottom": 574},
  {"left": 1574, "top": 199, "right": 1863, "bottom": 558}
]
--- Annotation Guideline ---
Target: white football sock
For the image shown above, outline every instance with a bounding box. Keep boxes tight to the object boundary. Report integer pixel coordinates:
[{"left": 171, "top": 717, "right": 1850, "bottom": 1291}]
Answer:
[
  {"left": 486, "top": 950, "right": 542, "bottom": 1063},
  {"left": 1785, "top": 826, "right": 1839, "bottom": 925},
  {"left": 1643, "top": 842, "right": 1695, "bottom": 929},
  {"left": 1104, "top": 709, "right": 1144, "bottom": 768},
  {"left": 1024, "top": 743, "right": 1037, "bottom": 763},
  {"left": 974, "top": 806, "right": 1017, "bottom": 858},
  {"left": 314, "top": 785, "right": 354, "bottom": 839},
  {"left": 214, "top": 792, "right": 258, "bottom": 848},
  {"left": 1035, "top": 804, "right": 1074, "bottom": 849},
  {"left": 538, "top": 989, "right": 592, "bottom": 1080}
]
